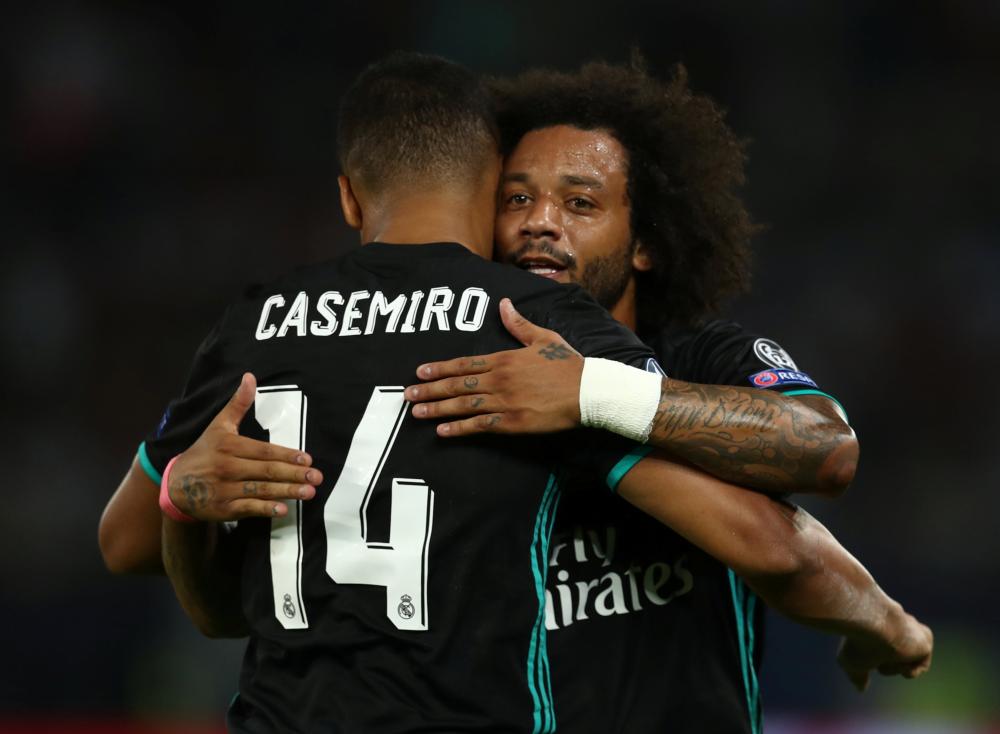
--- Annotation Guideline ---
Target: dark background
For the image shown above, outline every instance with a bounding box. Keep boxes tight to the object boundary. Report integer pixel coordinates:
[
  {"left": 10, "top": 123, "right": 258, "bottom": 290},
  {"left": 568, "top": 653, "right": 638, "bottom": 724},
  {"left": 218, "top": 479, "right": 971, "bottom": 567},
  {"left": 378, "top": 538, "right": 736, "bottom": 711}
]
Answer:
[{"left": 3, "top": 0, "right": 998, "bottom": 730}]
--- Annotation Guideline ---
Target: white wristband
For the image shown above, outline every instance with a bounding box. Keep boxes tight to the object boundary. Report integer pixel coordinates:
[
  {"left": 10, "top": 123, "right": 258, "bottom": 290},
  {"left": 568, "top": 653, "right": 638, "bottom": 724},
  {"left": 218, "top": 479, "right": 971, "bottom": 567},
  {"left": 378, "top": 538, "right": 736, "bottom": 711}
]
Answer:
[{"left": 579, "top": 357, "right": 662, "bottom": 442}]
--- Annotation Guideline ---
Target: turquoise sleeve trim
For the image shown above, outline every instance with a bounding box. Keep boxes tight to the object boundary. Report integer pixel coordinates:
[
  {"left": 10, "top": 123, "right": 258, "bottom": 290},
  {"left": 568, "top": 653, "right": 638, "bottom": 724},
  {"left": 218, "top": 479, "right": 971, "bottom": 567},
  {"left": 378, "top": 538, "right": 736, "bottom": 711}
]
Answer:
[
  {"left": 137, "top": 442, "right": 163, "bottom": 485},
  {"left": 782, "top": 389, "right": 849, "bottom": 424},
  {"left": 527, "top": 474, "right": 561, "bottom": 733},
  {"left": 606, "top": 444, "right": 655, "bottom": 493},
  {"left": 728, "top": 570, "right": 762, "bottom": 734}
]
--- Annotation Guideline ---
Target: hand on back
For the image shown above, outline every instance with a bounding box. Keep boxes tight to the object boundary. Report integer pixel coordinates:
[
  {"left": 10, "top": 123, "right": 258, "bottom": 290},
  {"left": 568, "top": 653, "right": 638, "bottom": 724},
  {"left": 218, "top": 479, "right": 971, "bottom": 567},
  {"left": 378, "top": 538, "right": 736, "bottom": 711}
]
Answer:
[
  {"left": 166, "top": 373, "right": 322, "bottom": 521},
  {"left": 404, "top": 298, "right": 584, "bottom": 437}
]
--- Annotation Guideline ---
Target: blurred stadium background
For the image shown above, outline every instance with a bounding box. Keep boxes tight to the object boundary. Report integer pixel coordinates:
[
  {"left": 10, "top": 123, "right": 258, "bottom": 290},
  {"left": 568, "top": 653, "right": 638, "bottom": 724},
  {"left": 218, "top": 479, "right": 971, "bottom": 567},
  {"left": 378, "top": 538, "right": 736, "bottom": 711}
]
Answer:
[{"left": 2, "top": 1, "right": 998, "bottom": 731}]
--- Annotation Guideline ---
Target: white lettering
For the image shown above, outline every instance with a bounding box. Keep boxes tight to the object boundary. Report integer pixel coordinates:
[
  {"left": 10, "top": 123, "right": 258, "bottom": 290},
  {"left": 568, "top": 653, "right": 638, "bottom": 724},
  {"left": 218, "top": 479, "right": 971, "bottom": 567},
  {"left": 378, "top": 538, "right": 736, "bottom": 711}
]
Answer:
[
  {"left": 401, "top": 291, "right": 424, "bottom": 333},
  {"left": 574, "top": 578, "right": 600, "bottom": 621},
  {"left": 588, "top": 527, "right": 615, "bottom": 568},
  {"left": 544, "top": 590, "right": 559, "bottom": 631},
  {"left": 339, "top": 290, "right": 370, "bottom": 336},
  {"left": 420, "top": 287, "right": 454, "bottom": 332},
  {"left": 253, "top": 286, "right": 487, "bottom": 340},
  {"left": 624, "top": 564, "right": 644, "bottom": 612},
  {"left": 643, "top": 562, "right": 673, "bottom": 606},
  {"left": 573, "top": 526, "right": 587, "bottom": 563},
  {"left": 255, "top": 294, "right": 285, "bottom": 340},
  {"left": 594, "top": 572, "right": 629, "bottom": 616},
  {"left": 310, "top": 291, "right": 343, "bottom": 336},
  {"left": 365, "top": 291, "right": 407, "bottom": 334},
  {"left": 277, "top": 292, "right": 308, "bottom": 337},
  {"left": 455, "top": 288, "right": 489, "bottom": 332}
]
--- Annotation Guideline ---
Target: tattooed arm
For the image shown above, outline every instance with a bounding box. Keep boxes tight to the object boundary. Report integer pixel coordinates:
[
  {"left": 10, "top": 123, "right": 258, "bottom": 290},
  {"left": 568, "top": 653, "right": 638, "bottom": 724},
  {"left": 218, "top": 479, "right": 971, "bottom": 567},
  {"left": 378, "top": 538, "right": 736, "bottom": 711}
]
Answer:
[
  {"left": 163, "top": 515, "right": 249, "bottom": 638},
  {"left": 405, "top": 300, "right": 856, "bottom": 496},
  {"left": 646, "top": 379, "right": 856, "bottom": 495}
]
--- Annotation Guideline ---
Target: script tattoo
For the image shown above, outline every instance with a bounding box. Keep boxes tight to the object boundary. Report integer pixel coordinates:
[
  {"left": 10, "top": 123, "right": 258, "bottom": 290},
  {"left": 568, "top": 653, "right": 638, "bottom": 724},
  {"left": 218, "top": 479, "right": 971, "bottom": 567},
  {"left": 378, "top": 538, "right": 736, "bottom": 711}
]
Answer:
[
  {"left": 470, "top": 358, "right": 487, "bottom": 367},
  {"left": 647, "top": 379, "right": 849, "bottom": 493},
  {"left": 539, "top": 342, "right": 572, "bottom": 361}
]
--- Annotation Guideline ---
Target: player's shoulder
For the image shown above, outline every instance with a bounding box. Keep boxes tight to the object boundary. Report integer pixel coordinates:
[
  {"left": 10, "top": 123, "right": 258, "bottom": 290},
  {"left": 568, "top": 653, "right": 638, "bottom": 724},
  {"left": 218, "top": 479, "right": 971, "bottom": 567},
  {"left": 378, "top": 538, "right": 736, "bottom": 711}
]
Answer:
[{"left": 643, "top": 318, "right": 746, "bottom": 356}]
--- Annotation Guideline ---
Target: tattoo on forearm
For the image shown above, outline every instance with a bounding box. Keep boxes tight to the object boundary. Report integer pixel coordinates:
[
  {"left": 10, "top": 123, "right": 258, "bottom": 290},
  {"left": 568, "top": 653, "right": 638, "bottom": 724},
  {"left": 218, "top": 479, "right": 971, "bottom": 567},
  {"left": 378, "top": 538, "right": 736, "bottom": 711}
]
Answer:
[
  {"left": 648, "top": 379, "right": 846, "bottom": 492},
  {"left": 539, "top": 342, "right": 572, "bottom": 360}
]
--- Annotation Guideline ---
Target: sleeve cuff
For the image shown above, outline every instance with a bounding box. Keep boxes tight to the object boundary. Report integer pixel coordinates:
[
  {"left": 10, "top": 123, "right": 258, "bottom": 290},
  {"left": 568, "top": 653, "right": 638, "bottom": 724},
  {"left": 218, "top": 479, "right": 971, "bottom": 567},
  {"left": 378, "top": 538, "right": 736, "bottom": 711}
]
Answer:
[
  {"left": 606, "top": 445, "right": 655, "bottom": 493},
  {"left": 137, "top": 442, "right": 163, "bottom": 485}
]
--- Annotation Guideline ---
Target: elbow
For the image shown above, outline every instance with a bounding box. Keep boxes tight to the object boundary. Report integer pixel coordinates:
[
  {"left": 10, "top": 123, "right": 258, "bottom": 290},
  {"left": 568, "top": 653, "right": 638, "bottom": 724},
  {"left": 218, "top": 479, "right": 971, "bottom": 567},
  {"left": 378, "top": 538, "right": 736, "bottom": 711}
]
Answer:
[
  {"left": 192, "top": 614, "right": 248, "bottom": 640},
  {"left": 99, "top": 532, "right": 145, "bottom": 575},
  {"left": 196, "top": 621, "right": 233, "bottom": 640},
  {"left": 98, "top": 520, "right": 131, "bottom": 575},
  {"left": 813, "top": 426, "right": 859, "bottom": 499},
  {"left": 98, "top": 516, "right": 162, "bottom": 575}
]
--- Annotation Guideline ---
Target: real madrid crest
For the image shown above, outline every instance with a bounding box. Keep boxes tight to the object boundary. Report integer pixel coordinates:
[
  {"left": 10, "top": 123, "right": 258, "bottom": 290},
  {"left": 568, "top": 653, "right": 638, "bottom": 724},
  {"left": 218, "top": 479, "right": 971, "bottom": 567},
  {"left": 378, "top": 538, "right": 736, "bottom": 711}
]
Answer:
[
  {"left": 282, "top": 593, "right": 297, "bottom": 619},
  {"left": 397, "top": 594, "right": 415, "bottom": 620}
]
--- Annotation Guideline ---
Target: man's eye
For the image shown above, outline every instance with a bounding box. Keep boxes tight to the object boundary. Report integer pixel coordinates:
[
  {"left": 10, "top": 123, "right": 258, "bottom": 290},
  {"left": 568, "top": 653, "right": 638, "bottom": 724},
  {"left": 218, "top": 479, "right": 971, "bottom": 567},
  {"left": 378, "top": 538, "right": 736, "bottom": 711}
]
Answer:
[
  {"left": 506, "top": 193, "right": 530, "bottom": 206},
  {"left": 569, "top": 197, "right": 594, "bottom": 210}
]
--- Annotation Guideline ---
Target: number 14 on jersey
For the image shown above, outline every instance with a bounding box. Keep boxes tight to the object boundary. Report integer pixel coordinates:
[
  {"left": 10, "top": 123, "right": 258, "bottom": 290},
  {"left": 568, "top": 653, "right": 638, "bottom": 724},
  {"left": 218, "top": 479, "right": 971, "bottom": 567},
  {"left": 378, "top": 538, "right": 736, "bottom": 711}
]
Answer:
[{"left": 254, "top": 385, "right": 435, "bottom": 632}]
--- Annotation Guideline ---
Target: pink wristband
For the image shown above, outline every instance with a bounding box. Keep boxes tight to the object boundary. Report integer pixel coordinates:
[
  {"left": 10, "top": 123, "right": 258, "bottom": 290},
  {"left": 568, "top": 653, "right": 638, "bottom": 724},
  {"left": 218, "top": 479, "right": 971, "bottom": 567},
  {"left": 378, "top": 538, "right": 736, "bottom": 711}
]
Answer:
[{"left": 159, "top": 455, "right": 197, "bottom": 523}]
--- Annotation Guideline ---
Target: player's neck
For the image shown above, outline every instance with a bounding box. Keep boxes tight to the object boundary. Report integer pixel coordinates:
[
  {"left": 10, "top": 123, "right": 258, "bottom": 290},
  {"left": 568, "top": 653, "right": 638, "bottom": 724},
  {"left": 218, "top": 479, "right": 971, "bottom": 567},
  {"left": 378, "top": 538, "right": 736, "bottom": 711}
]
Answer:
[
  {"left": 361, "top": 191, "right": 494, "bottom": 260},
  {"left": 608, "top": 277, "right": 639, "bottom": 332}
]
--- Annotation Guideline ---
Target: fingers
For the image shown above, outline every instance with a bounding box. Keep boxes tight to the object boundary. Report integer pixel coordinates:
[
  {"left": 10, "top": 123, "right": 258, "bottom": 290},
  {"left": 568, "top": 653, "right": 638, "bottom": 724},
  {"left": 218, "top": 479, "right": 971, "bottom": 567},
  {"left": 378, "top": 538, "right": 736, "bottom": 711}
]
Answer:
[
  {"left": 220, "top": 434, "right": 312, "bottom": 467},
  {"left": 216, "top": 372, "right": 258, "bottom": 431},
  {"left": 234, "top": 480, "right": 316, "bottom": 502},
  {"left": 436, "top": 414, "right": 508, "bottom": 438},
  {"left": 225, "top": 499, "right": 291, "bottom": 520},
  {"left": 499, "top": 298, "right": 543, "bottom": 346},
  {"left": 227, "top": 456, "right": 322, "bottom": 486},
  {"left": 406, "top": 373, "right": 494, "bottom": 402},
  {"left": 411, "top": 394, "right": 493, "bottom": 420},
  {"left": 413, "top": 354, "right": 495, "bottom": 382},
  {"left": 879, "top": 653, "right": 932, "bottom": 679}
]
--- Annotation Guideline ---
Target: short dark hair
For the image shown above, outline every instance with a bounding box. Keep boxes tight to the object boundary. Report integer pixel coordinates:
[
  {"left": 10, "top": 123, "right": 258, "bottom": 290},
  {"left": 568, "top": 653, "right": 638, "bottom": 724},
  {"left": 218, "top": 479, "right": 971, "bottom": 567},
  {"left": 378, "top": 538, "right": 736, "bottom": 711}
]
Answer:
[
  {"left": 337, "top": 52, "right": 499, "bottom": 195},
  {"left": 492, "top": 58, "right": 757, "bottom": 333}
]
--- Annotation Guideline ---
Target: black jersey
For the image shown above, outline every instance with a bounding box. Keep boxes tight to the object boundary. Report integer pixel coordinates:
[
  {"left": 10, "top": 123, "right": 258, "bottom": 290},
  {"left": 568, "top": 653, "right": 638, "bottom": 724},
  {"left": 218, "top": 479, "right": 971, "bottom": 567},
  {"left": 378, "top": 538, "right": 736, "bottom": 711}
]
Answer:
[
  {"left": 545, "top": 320, "right": 844, "bottom": 734},
  {"left": 140, "top": 242, "right": 657, "bottom": 734}
]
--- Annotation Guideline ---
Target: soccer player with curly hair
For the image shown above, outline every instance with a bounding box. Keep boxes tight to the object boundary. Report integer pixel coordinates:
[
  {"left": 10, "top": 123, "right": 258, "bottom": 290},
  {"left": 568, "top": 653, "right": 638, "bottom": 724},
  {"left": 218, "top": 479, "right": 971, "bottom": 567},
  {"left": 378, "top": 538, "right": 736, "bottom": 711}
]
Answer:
[{"left": 406, "top": 58, "right": 929, "bottom": 732}]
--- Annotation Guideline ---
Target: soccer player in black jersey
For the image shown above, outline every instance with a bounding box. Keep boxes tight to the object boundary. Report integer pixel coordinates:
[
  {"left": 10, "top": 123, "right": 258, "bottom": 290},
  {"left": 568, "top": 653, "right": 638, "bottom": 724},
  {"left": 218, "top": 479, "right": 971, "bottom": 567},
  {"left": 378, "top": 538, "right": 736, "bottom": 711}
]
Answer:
[
  {"left": 140, "top": 53, "right": 682, "bottom": 733},
  {"left": 100, "top": 55, "right": 930, "bottom": 732},
  {"left": 404, "top": 61, "right": 932, "bottom": 732}
]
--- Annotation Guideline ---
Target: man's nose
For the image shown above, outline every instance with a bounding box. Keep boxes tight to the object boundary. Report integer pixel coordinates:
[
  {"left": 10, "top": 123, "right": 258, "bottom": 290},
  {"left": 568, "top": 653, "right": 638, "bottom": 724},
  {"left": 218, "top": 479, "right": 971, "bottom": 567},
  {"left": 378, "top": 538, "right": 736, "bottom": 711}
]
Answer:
[{"left": 520, "top": 198, "right": 562, "bottom": 241}]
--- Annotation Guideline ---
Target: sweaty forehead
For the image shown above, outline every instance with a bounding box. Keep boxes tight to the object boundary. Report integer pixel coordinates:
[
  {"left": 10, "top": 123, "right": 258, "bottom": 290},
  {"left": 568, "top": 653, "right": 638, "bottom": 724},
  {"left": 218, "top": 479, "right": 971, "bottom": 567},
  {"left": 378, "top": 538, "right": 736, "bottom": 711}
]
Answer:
[{"left": 504, "top": 125, "right": 628, "bottom": 185}]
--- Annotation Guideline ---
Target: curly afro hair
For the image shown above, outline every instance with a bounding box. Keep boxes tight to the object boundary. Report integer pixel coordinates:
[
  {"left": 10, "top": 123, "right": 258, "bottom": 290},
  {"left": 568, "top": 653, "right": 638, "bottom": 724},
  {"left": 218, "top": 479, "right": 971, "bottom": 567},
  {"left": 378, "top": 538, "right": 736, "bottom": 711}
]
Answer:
[{"left": 491, "top": 57, "right": 757, "bottom": 334}]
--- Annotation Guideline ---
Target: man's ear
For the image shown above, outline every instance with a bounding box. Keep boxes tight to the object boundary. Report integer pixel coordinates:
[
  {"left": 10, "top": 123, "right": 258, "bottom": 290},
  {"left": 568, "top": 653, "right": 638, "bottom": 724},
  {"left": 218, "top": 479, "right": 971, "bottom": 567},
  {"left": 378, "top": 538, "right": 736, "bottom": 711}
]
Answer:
[
  {"left": 338, "top": 175, "right": 362, "bottom": 230},
  {"left": 632, "top": 239, "right": 654, "bottom": 272}
]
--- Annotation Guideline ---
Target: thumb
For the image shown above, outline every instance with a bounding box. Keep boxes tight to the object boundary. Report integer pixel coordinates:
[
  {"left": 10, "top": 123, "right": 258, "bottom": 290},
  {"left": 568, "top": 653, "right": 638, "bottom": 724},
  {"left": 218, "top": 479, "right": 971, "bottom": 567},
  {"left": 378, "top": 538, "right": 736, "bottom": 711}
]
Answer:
[
  {"left": 218, "top": 372, "right": 257, "bottom": 431},
  {"left": 500, "top": 298, "right": 544, "bottom": 346}
]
